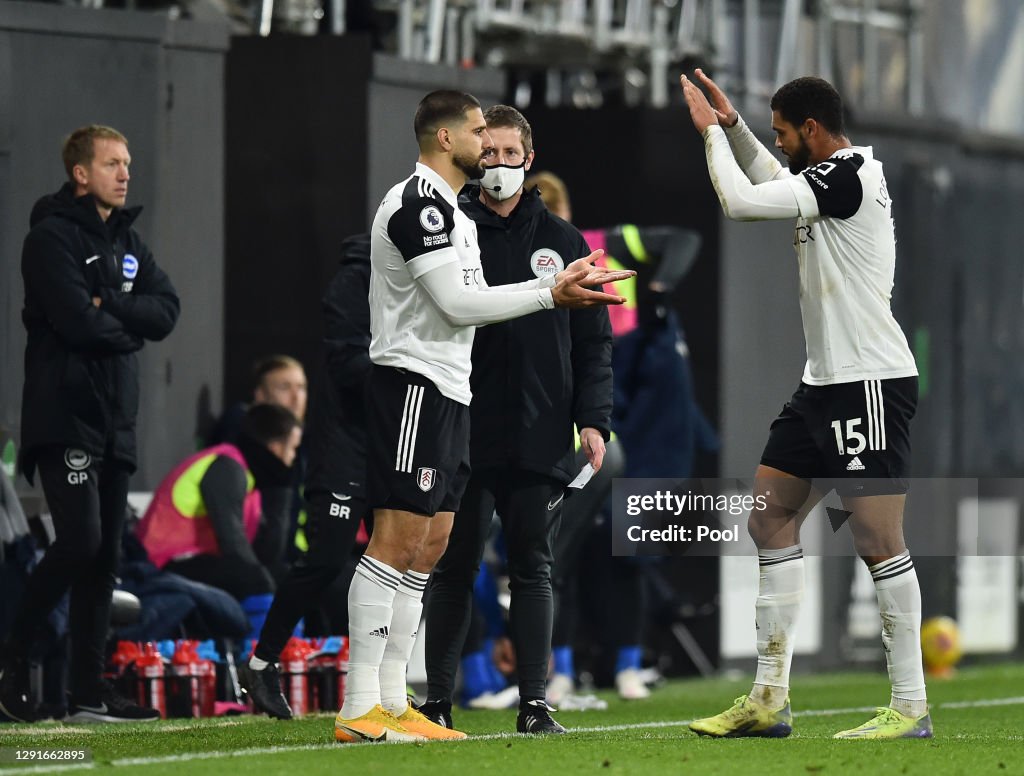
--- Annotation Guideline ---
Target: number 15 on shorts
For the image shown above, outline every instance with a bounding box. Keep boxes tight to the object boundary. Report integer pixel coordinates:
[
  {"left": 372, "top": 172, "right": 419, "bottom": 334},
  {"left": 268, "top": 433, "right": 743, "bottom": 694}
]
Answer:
[{"left": 831, "top": 417, "right": 867, "bottom": 455}]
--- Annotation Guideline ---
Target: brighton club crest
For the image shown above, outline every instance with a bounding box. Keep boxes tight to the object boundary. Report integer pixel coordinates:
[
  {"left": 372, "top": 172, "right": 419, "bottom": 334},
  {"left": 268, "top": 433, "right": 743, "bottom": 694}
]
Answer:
[{"left": 417, "top": 467, "right": 436, "bottom": 492}]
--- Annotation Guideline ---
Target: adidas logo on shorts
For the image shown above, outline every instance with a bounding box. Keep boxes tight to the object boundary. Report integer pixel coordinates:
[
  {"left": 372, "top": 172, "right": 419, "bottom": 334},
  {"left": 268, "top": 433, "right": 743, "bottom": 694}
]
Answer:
[
  {"left": 369, "top": 626, "right": 390, "bottom": 639},
  {"left": 846, "top": 456, "right": 866, "bottom": 471}
]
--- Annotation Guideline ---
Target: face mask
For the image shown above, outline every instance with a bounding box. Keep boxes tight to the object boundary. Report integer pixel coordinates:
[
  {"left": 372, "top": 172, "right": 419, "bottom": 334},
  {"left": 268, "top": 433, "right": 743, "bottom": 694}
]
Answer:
[{"left": 480, "top": 162, "right": 526, "bottom": 201}]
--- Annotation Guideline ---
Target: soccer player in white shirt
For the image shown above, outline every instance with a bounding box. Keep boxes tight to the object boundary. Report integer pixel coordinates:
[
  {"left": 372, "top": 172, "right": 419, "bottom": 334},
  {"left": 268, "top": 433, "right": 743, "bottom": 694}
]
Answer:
[
  {"left": 680, "top": 71, "right": 930, "bottom": 740},
  {"left": 333, "top": 90, "right": 635, "bottom": 743}
]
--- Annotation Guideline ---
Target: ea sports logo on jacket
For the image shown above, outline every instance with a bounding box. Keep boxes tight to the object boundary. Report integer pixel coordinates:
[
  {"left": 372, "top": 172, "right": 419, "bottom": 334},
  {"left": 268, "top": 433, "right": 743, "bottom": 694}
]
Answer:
[{"left": 530, "top": 248, "right": 563, "bottom": 277}]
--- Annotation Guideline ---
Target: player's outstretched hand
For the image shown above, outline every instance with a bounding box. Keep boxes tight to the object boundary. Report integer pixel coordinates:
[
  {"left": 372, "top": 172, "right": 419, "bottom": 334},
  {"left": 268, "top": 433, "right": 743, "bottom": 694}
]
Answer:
[
  {"left": 680, "top": 73, "right": 719, "bottom": 134},
  {"left": 558, "top": 250, "right": 637, "bottom": 288},
  {"left": 551, "top": 265, "right": 628, "bottom": 309},
  {"left": 694, "top": 68, "right": 738, "bottom": 128}
]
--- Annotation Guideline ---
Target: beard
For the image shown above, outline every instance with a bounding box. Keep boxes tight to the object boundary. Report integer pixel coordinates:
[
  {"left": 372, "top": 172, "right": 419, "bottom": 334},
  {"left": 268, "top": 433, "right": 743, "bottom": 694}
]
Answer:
[
  {"left": 786, "top": 136, "right": 812, "bottom": 174},
  {"left": 453, "top": 150, "right": 485, "bottom": 180}
]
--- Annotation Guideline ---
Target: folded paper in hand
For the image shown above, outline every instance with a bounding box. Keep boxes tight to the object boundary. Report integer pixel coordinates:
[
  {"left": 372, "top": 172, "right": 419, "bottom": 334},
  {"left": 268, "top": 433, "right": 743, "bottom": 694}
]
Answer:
[{"left": 567, "top": 463, "right": 596, "bottom": 490}]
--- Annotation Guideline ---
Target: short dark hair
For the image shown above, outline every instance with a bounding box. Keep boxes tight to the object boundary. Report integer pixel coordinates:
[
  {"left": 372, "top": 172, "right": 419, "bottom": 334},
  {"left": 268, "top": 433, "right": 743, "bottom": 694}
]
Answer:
[
  {"left": 62, "top": 125, "right": 128, "bottom": 181},
  {"left": 241, "top": 402, "right": 301, "bottom": 447},
  {"left": 414, "top": 90, "right": 481, "bottom": 145},
  {"left": 770, "top": 77, "right": 846, "bottom": 136},
  {"left": 251, "top": 354, "right": 304, "bottom": 394},
  {"left": 483, "top": 104, "right": 533, "bottom": 156}
]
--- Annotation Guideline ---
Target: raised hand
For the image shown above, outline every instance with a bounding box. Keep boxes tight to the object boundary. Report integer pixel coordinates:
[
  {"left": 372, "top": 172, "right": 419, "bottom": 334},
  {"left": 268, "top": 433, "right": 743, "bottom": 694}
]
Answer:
[
  {"left": 557, "top": 249, "right": 636, "bottom": 288},
  {"left": 680, "top": 73, "right": 719, "bottom": 134},
  {"left": 694, "top": 68, "right": 738, "bottom": 127}
]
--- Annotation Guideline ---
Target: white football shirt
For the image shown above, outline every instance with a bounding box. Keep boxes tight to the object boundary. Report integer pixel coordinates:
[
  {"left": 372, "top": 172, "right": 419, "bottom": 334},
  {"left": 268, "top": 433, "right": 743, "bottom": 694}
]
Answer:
[
  {"left": 368, "top": 162, "right": 486, "bottom": 406},
  {"left": 706, "top": 120, "right": 918, "bottom": 385}
]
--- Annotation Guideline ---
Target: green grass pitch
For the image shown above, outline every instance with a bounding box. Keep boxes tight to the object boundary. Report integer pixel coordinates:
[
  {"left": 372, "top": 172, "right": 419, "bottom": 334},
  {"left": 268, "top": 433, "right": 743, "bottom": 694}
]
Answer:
[{"left": 2, "top": 664, "right": 1022, "bottom": 775}]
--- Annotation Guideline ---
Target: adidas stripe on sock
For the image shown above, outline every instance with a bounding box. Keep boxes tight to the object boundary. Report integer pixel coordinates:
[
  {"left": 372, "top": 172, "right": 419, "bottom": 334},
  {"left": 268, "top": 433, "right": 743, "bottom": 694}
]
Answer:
[{"left": 341, "top": 556, "right": 402, "bottom": 719}]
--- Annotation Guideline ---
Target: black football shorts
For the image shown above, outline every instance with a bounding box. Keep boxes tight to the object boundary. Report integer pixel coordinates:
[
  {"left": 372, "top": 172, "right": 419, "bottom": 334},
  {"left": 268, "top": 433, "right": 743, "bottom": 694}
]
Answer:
[
  {"left": 760, "top": 376, "right": 918, "bottom": 496},
  {"left": 365, "top": 364, "right": 471, "bottom": 515}
]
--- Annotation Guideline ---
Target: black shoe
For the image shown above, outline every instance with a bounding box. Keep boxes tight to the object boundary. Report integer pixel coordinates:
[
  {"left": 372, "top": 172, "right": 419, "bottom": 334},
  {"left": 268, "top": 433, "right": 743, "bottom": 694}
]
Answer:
[
  {"left": 416, "top": 698, "right": 454, "bottom": 729},
  {"left": 239, "top": 662, "right": 293, "bottom": 720},
  {"left": 0, "top": 657, "right": 38, "bottom": 723},
  {"left": 517, "top": 699, "right": 567, "bottom": 735},
  {"left": 67, "top": 680, "right": 160, "bottom": 723}
]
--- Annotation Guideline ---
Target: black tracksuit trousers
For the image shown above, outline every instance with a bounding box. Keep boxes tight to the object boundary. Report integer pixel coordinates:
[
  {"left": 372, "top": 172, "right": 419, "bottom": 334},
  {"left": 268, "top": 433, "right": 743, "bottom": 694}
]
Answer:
[
  {"left": 252, "top": 490, "right": 367, "bottom": 663},
  {"left": 4, "top": 446, "right": 129, "bottom": 701},
  {"left": 425, "top": 469, "right": 563, "bottom": 704}
]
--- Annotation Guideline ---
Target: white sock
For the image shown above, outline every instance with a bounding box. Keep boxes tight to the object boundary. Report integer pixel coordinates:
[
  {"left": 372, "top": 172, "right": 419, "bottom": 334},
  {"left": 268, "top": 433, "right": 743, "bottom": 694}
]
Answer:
[
  {"left": 380, "top": 570, "right": 429, "bottom": 716},
  {"left": 340, "top": 556, "right": 401, "bottom": 719},
  {"left": 750, "top": 545, "right": 804, "bottom": 709},
  {"left": 869, "top": 550, "right": 928, "bottom": 718},
  {"left": 249, "top": 656, "right": 269, "bottom": 671}
]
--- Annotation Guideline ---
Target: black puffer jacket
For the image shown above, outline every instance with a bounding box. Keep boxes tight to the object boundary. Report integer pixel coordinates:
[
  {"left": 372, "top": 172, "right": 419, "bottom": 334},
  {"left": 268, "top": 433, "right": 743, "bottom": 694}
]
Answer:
[
  {"left": 304, "top": 234, "right": 372, "bottom": 497},
  {"left": 20, "top": 183, "right": 180, "bottom": 479},
  {"left": 460, "top": 187, "right": 613, "bottom": 483}
]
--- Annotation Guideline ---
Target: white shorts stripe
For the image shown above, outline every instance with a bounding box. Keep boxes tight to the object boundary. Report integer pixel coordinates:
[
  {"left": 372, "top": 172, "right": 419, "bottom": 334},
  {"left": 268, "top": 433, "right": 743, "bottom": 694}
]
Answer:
[
  {"left": 395, "top": 384, "right": 419, "bottom": 475},
  {"left": 403, "top": 385, "right": 425, "bottom": 473},
  {"left": 871, "top": 380, "right": 880, "bottom": 451},
  {"left": 875, "top": 380, "right": 887, "bottom": 451},
  {"left": 864, "top": 381, "right": 875, "bottom": 451},
  {"left": 395, "top": 386, "right": 411, "bottom": 470},
  {"left": 863, "top": 380, "right": 887, "bottom": 452}
]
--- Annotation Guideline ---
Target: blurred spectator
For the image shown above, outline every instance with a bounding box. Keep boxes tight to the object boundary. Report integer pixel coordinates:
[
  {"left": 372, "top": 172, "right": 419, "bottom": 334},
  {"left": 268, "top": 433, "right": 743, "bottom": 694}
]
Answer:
[
  {"left": 208, "top": 354, "right": 310, "bottom": 570},
  {"left": 136, "top": 403, "right": 301, "bottom": 603},
  {"left": 208, "top": 355, "right": 308, "bottom": 446},
  {"left": 0, "top": 442, "right": 32, "bottom": 649}
]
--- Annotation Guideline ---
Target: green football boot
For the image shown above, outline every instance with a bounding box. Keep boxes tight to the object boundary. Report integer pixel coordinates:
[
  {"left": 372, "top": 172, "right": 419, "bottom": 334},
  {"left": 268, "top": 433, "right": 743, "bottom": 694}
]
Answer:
[
  {"left": 689, "top": 695, "right": 793, "bottom": 738},
  {"left": 833, "top": 707, "right": 933, "bottom": 739}
]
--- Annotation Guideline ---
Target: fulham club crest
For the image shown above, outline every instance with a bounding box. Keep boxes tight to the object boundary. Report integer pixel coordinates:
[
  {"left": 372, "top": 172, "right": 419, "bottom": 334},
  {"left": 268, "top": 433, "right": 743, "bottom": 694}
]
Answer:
[{"left": 417, "top": 467, "right": 436, "bottom": 492}]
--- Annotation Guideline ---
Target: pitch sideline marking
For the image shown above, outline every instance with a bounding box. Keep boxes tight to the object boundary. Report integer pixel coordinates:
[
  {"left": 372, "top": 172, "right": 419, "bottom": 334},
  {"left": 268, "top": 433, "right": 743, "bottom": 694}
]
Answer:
[{"left": 5, "top": 695, "right": 1024, "bottom": 773}]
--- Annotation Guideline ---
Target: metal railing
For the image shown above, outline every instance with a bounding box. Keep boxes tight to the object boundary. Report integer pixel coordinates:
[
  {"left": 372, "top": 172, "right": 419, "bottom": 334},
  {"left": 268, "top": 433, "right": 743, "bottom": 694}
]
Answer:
[
  {"left": 69, "top": 0, "right": 928, "bottom": 112},
  {"left": 381, "top": 0, "right": 924, "bottom": 111}
]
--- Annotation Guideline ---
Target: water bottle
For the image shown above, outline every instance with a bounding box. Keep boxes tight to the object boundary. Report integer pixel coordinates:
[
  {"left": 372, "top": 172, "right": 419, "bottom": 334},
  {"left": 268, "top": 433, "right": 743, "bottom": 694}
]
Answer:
[
  {"left": 135, "top": 642, "right": 166, "bottom": 719},
  {"left": 307, "top": 637, "right": 337, "bottom": 711},
  {"left": 195, "top": 641, "right": 221, "bottom": 717},
  {"left": 280, "top": 637, "right": 309, "bottom": 717},
  {"left": 168, "top": 640, "right": 200, "bottom": 718},
  {"left": 107, "top": 641, "right": 141, "bottom": 700}
]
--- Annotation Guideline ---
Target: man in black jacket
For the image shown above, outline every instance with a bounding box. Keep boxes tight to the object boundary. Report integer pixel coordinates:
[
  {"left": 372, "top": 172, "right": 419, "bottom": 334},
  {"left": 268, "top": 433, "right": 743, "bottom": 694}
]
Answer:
[
  {"left": 422, "top": 106, "right": 613, "bottom": 734},
  {"left": 0, "top": 125, "right": 179, "bottom": 723},
  {"left": 240, "top": 235, "right": 374, "bottom": 720}
]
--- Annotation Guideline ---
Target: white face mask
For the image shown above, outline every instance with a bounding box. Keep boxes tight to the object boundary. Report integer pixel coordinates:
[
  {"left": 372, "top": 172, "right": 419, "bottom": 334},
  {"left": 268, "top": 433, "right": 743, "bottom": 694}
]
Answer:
[{"left": 480, "top": 162, "right": 526, "bottom": 201}]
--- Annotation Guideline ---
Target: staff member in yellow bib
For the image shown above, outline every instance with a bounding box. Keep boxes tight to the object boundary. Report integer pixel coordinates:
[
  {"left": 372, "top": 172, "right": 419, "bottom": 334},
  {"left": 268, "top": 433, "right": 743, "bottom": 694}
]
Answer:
[{"left": 137, "top": 404, "right": 302, "bottom": 606}]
